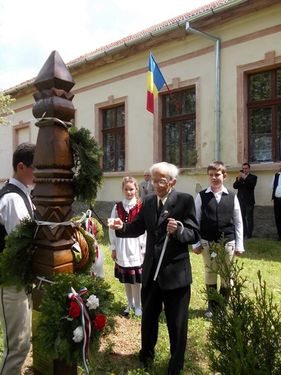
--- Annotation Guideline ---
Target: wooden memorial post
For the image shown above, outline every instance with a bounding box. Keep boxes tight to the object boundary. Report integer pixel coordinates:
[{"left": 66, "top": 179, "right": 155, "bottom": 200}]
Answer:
[{"left": 31, "top": 50, "right": 77, "bottom": 375}]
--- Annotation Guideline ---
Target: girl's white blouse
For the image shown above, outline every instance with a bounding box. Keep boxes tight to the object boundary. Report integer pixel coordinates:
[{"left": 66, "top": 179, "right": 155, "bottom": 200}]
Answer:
[{"left": 109, "top": 198, "right": 146, "bottom": 267}]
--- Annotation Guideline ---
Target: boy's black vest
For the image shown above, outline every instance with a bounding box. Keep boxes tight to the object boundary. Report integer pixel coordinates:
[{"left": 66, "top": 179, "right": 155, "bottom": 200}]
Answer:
[
  {"left": 199, "top": 189, "right": 235, "bottom": 242},
  {"left": 0, "top": 183, "right": 33, "bottom": 252}
]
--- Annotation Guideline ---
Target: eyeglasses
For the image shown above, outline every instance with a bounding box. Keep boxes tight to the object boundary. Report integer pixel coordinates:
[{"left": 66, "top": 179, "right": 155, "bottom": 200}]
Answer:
[{"left": 151, "top": 178, "right": 170, "bottom": 187}]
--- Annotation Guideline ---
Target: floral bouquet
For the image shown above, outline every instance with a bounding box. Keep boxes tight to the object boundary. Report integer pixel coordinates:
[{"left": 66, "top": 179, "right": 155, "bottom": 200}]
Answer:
[{"left": 34, "top": 273, "right": 115, "bottom": 373}]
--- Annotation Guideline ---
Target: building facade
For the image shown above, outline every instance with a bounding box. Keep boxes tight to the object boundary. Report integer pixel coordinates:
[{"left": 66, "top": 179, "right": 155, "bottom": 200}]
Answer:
[{"left": 1, "top": 0, "right": 281, "bottom": 235}]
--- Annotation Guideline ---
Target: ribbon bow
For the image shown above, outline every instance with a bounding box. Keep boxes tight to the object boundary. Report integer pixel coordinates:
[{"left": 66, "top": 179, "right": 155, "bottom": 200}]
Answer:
[{"left": 68, "top": 287, "right": 92, "bottom": 375}]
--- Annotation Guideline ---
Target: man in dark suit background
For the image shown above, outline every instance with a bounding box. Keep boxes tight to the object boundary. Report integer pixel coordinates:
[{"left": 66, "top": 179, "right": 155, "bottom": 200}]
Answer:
[
  {"left": 272, "top": 163, "right": 281, "bottom": 240},
  {"left": 233, "top": 162, "right": 257, "bottom": 239},
  {"left": 109, "top": 162, "right": 199, "bottom": 375}
]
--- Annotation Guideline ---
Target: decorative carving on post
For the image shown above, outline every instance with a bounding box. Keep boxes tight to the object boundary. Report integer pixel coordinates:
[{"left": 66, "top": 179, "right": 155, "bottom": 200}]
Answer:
[
  {"left": 31, "top": 51, "right": 77, "bottom": 375},
  {"left": 32, "top": 50, "right": 75, "bottom": 276}
]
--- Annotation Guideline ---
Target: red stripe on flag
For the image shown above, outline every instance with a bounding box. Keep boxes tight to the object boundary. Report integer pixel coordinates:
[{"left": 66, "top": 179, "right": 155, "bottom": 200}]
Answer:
[{"left": 146, "top": 91, "right": 154, "bottom": 113}]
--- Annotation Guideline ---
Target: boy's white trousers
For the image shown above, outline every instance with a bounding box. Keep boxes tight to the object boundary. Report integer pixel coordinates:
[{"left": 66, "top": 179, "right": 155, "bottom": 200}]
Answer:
[{"left": 0, "top": 286, "right": 31, "bottom": 375}]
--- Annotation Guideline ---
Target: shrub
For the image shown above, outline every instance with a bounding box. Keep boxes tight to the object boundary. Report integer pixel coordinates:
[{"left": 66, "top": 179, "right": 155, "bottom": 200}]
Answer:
[{"left": 207, "top": 242, "right": 281, "bottom": 375}]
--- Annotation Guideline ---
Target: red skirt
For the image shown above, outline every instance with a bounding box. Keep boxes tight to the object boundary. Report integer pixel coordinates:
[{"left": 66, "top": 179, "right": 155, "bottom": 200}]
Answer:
[{"left": 114, "top": 263, "right": 142, "bottom": 284}]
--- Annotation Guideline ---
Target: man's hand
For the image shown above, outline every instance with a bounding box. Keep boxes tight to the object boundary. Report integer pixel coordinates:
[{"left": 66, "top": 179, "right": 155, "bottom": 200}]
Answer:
[
  {"left": 235, "top": 250, "right": 243, "bottom": 256},
  {"left": 167, "top": 218, "right": 178, "bottom": 234},
  {"left": 192, "top": 246, "right": 203, "bottom": 254},
  {"left": 108, "top": 218, "right": 124, "bottom": 230},
  {"left": 111, "top": 249, "right": 117, "bottom": 261},
  {"left": 239, "top": 171, "right": 246, "bottom": 179}
]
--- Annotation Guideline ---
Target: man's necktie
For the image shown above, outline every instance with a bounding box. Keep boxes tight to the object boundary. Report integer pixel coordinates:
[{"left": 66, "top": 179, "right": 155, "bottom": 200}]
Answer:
[{"left": 157, "top": 199, "right": 163, "bottom": 219}]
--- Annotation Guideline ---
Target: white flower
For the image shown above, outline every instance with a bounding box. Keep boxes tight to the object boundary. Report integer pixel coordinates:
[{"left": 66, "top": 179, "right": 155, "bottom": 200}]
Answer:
[
  {"left": 210, "top": 251, "right": 217, "bottom": 259},
  {"left": 72, "top": 326, "right": 84, "bottom": 343},
  {"left": 86, "top": 294, "right": 99, "bottom": 310}
]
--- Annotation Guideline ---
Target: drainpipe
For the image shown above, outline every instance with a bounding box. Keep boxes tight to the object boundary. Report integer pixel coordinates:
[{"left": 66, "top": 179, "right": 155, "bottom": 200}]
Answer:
[{"left": 186, "top": 22, "right": 221, "bottom": 161}]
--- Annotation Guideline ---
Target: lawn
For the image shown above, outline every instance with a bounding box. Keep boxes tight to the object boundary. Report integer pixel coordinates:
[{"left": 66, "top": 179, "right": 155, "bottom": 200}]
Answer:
[
  {"left": 0, "top": 236, "right": 280, "bottom": 375},
  {"left": 93, "top": 236, "right": 281, "bottom": 375}
]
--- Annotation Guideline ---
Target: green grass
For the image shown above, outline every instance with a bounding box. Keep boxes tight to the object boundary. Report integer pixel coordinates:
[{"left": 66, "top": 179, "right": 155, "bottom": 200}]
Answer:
[
  {"left": 93, "top": 236, "right": 281, "bottom": 375},
  {"left": 1, "top": 236, "right": 280, "bottom": 374}
]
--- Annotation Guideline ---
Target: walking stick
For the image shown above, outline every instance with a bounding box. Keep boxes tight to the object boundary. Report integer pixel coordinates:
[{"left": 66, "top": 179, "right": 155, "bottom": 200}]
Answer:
[{"left": 153, "top": 220, "right": 184, "bottom": 281}]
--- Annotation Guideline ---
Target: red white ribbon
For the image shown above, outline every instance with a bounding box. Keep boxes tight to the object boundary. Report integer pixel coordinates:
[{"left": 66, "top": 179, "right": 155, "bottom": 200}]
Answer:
[{"left": 69, "top": 287, "right": 92, "bottom": 375}]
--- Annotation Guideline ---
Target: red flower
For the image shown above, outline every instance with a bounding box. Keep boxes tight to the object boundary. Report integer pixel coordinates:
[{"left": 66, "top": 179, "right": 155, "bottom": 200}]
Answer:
[
  {"left": 93, "top": 313, "right": 106, "bottom": 331},
  {"left": 69, "top": 300, "right": 81, "bottom": 319}
]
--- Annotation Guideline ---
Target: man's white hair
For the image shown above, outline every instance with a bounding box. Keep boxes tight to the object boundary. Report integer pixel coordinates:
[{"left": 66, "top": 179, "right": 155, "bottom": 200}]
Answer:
[{"left": 150, "top": 162, "right": 179, "bottom": 179}]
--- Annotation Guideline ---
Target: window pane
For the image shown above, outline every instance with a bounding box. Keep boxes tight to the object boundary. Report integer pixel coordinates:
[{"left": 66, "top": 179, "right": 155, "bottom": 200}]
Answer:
[
  {"left": 102, "top": 105, "right": 125, "bottom": 171},
  {"left": 182, "top": 120, "right": 197, "bottom": 167},
  {"left": 103, "top": 133, "right": 115, "bottom": 171},
  {"left": 164, "top": 123, "right": 180, "bottom": 165},
  {"left": 103, "top": 108, "right": 115, "bottom": 129},
  {"left": 116, "top": 132, "right": 125, "bottom": 171},
  {"left": 162, "top": 87, "right": 196, "bottom": 167},
  {"left": 249, "top": 72, "right": 271, "bottom": 101},
  {"left": 163, "top": 88, "right": 195, "bottom": 117},
  {"left": 249, "top": 107, "right": 272, "bottom": 162},
  {"left": 116, "top": 106, "right": 125, "bottom": 127},
  {"left": 277, "top": 69, "right": 281, "bottom": 97}
]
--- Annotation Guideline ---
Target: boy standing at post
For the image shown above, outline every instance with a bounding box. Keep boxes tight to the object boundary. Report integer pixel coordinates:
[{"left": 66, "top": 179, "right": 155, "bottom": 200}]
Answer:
[{"left": 0, "top": 143, "right": 35, "bottom": 375}]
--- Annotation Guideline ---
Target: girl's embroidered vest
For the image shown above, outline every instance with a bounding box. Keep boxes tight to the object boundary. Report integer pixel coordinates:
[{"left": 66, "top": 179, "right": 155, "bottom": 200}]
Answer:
[{"left": 116, "top": 200, "right": 142, "bottom": 223}]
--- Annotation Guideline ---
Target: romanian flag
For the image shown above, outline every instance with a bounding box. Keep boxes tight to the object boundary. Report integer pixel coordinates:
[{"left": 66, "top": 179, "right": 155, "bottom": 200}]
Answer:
[{"left": 146, "top": 52, "right": 167, "bottom": 113}]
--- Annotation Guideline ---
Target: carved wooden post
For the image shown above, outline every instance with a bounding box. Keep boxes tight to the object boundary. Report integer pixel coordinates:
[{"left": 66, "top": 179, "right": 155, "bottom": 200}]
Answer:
[{"left": 32, "top": 50, "right": 77, "bottom": 375}]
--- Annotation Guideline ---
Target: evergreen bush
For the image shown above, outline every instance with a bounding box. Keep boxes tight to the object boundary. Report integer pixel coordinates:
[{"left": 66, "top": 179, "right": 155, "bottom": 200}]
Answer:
[{"left": 207, "top": 242, "right": 281, "bottom": 375}]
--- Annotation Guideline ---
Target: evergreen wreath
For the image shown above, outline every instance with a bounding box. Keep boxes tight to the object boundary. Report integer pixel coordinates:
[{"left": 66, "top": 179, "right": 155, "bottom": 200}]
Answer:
[
  {"left": 72, "top": 226, "right": 96, "bottom": 273},
  {"left": 34, "top": 273, "right": 115, "bottom": 368},
  {"left": 69, "top": 126, "right": 103, "bottom": 205},
  {"left": 71, "top": 215, "right": 104, "bottom": 273},
  {"left": 0, "top": 215, "right": 104, "bottom": 288},
  {"left": 0, "top": 128, "right": 104, "bottom": 287},
  {"left": 0, "top": 218, "right": 36, "bottom": 289}
]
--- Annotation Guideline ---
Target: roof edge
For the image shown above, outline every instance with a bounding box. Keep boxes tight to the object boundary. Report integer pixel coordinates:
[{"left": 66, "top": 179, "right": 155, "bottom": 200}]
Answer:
[{"left": 4, "top": 0, "right": 248, "bottom": 95}]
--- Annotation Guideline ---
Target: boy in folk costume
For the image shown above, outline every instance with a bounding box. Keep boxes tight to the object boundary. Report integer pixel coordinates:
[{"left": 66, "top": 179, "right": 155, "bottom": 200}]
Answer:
[
  {"left": 0, "top": 143, "right": 35, "bottom": 375},
  {"left": 192, "top": 161, "right": 244, "bottom": 318}
]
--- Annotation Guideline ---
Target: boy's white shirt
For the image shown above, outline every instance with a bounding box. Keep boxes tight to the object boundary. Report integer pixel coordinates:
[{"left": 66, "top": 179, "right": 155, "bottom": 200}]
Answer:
[
  {"left": 192, "top": 185, "right": 244, "bottom": 252},
  {"left": 0, "top": 178, "right": 32, "bottom": 234}
]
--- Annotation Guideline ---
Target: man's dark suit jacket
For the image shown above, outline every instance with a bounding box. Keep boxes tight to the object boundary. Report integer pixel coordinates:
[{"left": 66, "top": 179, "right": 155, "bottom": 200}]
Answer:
[
  {"left": 116, "top": 189, "right": 200, "bottom": 290},
  {"left": 233, "top": 173, "right": 257, "bottom": 206}
]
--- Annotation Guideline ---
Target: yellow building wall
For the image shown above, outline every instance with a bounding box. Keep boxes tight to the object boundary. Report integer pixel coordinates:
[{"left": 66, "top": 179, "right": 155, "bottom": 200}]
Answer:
[{"left": 1, "top": 3, "right": 281, "bottom": 207}]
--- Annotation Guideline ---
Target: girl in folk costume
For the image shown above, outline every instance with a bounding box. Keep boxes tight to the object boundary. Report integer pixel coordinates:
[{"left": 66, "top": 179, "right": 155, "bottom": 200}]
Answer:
[{"left": 109, "top": 177, "right": 146, "bottom": 317}]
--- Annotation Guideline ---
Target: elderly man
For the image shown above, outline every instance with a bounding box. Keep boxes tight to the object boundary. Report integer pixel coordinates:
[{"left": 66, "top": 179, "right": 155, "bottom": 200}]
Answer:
[
  {"left": 139, "top": 170, "right": 154, "bottom": 201},
  {"left": 109, "top": 162, "right": 199, "bottom": 375}
]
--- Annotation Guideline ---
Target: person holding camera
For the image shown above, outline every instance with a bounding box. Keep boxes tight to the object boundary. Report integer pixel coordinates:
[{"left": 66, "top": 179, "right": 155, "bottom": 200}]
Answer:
[
  {"left": 233, "top": 162, "right": 257, "bottom": 239},
  {"left": 272, "top": 163, "right": 281, "bottom": 241}
]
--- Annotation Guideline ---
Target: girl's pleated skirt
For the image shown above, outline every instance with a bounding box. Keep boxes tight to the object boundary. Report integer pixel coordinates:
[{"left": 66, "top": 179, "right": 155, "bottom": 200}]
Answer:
[{"left": 114, "top": 263, "right": 142, "bottom": 284}]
